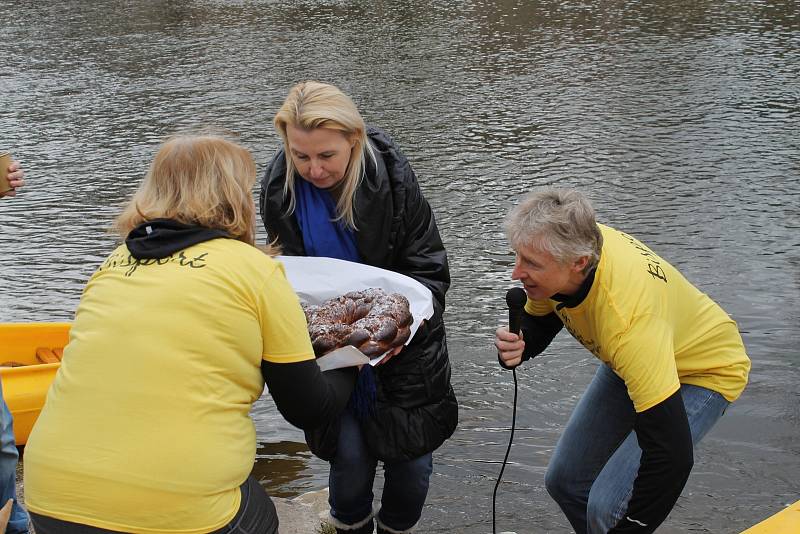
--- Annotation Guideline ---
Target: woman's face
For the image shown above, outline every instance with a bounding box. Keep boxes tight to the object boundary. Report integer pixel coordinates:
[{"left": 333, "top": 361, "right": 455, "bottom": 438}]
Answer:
[
  {"left": 286, "top": 124, "right": 354, "bottom": 189},
  {"left": 511, "top": 243, "right": 588, "bottom": 300}
]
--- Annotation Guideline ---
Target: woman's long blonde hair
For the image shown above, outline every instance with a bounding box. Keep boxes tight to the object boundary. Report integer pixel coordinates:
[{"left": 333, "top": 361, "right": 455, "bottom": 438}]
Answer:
[
  {"left": 115, "top": 134, "right": 274, "bottom": 253},
  {"left": 273, "top": 81, "right": 375, "bottom": 229}
]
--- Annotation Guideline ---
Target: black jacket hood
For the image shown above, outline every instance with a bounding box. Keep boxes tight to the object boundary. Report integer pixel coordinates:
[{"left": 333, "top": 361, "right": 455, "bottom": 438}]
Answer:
[{"left": 125, "top": 219, "right": 229, "bottom": 259}]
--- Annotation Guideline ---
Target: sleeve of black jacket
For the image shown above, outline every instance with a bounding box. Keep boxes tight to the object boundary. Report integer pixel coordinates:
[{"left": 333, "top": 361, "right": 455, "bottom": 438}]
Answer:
[
  {"left": 388, "top": 149, "right": 450, "bottom": 312},
  {"left": 499, "top": 311, "right": 563, "bottom": 369},
  {"left": 261, "top": 359, "right": 357, "bottom": 430},
  {"left": 608, "top": 390, "right": 694, "bottom": 533}
]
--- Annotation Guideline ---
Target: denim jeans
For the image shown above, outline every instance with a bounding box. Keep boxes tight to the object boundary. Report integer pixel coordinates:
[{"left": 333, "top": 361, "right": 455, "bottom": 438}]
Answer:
[
  {"left": 0, "top": 378, "right": 28, "bottom": 534},
  {"left": 329, "top": 410, "right": 433, "bottom": 532},
  {"left": 30, "top": 475, "right": 277, "bottom": 534},
  {"left": 545, "top": 364, "right": 729, "bottom": 534}
]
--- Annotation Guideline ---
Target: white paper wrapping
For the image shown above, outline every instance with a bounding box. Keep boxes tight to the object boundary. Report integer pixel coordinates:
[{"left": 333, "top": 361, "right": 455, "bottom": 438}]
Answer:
[{"left": 277, "top": 255, "right": 436, "bottom": 369}]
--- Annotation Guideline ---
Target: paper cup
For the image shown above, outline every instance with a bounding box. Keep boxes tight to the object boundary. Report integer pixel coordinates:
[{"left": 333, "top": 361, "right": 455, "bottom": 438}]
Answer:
[{"left": 0, "top": 152, "right": 13, "bottom": 194}]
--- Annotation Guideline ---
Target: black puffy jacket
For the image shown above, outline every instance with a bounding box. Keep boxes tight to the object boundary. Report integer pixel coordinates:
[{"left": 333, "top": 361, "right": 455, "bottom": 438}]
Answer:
[{"left": 259, "top": 126, "right": 458, "bottom": 461}]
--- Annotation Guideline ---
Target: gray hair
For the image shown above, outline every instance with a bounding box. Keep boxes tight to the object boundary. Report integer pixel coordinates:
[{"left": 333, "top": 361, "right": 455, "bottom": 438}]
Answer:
[{"left": 505, "top": 188, "right": 603, "bottom": 272}]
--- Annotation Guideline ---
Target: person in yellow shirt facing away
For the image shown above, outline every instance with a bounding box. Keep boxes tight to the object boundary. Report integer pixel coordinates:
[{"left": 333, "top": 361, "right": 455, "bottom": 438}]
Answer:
[
  {"left": 494, "top": 188, "right": 750, "bottom": 534},
  {"left": 23, "top": 135, "right": 356, "bottom": 534}
]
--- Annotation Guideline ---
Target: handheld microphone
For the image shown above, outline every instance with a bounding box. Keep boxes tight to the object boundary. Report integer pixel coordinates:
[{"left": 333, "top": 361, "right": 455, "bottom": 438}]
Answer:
[
  {"left": 499, "top": 287, "right": 527, "bottom": 371},
  {"left": 506, "top": 287, "right": 527, "bottom": 335}
]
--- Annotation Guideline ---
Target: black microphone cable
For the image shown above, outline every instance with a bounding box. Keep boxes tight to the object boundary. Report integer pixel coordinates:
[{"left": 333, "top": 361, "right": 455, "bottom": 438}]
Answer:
[
  {"left": 492, "top": 367, "right": 518, "bottom": 534},
  {"left": 493, "top": 287, "right": 526, "bottom": 534}
]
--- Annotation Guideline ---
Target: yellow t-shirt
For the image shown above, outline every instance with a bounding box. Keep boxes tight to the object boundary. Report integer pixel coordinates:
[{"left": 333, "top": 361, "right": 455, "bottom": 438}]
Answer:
[
  {"left": 24, "top": 238, "right": 314, "bottom": 533},
  {"left": 525, "top": 224, "right": 750, "bottom": 412}
]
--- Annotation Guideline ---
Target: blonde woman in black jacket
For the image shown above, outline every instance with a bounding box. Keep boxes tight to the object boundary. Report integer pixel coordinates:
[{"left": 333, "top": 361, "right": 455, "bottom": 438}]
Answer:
[{"left": 260, "top": 81, "right": 458, "bottom": 534}]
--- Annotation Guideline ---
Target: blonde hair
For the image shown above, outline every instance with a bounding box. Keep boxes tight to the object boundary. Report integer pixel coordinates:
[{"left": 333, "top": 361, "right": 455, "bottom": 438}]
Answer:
[
  {"left": 505, "top": 188, "right": 603, "bottom": 273},
  {"left": 115, "top": 134, "right": 275, "bottom": 253},
  {"left": 273, "top": 81, "right": 375, "bottom": 229}
]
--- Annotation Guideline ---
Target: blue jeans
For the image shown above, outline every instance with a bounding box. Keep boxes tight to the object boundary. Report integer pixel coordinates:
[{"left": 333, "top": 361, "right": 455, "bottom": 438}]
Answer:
[
  {"left": 545, "top": 364, "right": 729, "bottom": 534},
  {"left": 328, "top": 411, "right": 433, "bottom": 532},
  {"left": 1, "top": 378, "right": 28, "bottom": 534}
]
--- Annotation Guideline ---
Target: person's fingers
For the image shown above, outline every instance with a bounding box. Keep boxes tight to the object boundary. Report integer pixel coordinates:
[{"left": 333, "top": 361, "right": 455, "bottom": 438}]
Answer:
[
  {"left": 498, "top": 351, "right": 522, "bottom": 368},
  {"left": 496, "top": 324, "right": 525, "bottom": 369},
  {"left": 7, "top": 164, "right": 24, "bottom": 189},
  {"left": 494, "top": 336, "right": 523, "bottom": 354},
  {"left": 497, "top": 344, "right": 523, "bottom": 360},
  {"left": 376, "top": 345, "right": 403, "bottom": 366},
  {"left": 495, "top": 326, "right": 521, "bottom": 342}
]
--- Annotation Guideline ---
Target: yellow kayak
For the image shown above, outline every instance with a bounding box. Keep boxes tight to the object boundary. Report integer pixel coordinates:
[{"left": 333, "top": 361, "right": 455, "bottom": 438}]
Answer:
[
  {"left": 741, "top": 499, "right": 800, "bottom": 533},
  {"left": 0, "top": 322, "right": 69, "bottom": 445}
]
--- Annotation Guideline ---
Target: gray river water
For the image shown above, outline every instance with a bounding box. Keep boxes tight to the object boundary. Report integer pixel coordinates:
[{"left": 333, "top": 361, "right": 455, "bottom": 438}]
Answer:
[{"left": 1, "top": 1, "right": 798, "bottom": 532}]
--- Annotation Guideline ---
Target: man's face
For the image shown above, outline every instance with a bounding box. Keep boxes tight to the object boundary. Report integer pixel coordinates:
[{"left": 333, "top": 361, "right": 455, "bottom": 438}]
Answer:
[{"left": 511, "top": 243, "right": 584, "bottom": 301}]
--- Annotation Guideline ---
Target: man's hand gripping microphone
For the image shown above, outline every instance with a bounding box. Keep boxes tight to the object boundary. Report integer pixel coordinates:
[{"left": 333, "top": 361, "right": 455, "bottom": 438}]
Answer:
[{"left": 499, "top": 287, "right": 528, "bottom": 370}]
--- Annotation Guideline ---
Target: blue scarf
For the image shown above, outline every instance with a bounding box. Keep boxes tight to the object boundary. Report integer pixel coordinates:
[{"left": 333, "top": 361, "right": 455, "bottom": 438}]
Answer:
[
  {"left": 294, "top": 177, "right": 375, "bottom": 419},
  {"left": 294, "top": 177, "right": 360, "bottom": 262}
]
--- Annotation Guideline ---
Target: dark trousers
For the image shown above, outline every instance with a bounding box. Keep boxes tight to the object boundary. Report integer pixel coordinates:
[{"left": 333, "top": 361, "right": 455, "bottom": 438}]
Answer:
[
  {"left": 30, "top": 475, "right": 278, "bottom": 534},
  {"left": 329, "top": 411, "right": 432, "bottom": 532}
]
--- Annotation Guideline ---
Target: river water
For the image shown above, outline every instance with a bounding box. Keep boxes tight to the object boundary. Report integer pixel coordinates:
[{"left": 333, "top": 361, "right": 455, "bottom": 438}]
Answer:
[{"left": 1, "top": 1, "right": 798, "bottom": 532}]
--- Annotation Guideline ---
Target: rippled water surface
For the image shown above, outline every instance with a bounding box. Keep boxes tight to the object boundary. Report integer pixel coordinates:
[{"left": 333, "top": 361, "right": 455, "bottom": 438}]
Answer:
[{"left": 1, "top": 1, "right": 798, "bottom": 532}]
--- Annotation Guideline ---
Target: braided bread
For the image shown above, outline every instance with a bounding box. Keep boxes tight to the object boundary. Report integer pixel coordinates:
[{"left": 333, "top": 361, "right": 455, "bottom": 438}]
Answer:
[{"left": 303, "top": 288, "right": 413, "bottom": 357}]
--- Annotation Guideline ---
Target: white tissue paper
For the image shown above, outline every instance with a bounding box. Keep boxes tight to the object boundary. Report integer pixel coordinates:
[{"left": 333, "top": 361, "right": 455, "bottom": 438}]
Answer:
[{"left": 277, "top": 255, "right": 435, "bottom": 371}]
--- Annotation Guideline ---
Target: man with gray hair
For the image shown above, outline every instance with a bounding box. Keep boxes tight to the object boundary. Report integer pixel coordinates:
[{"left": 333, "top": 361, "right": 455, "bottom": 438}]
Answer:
[{"left": 494, "top": 188, "right": 750, "bottom": 533}]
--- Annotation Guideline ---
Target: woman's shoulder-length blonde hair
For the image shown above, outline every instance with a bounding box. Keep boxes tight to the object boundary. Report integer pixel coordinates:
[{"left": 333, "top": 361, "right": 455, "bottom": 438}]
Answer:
[
  {"left": 273, "top": 80, "right": 375, "bottom": 229},
  {"left": 115, "top": 134, "right": 276, "bottom": 254}
]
